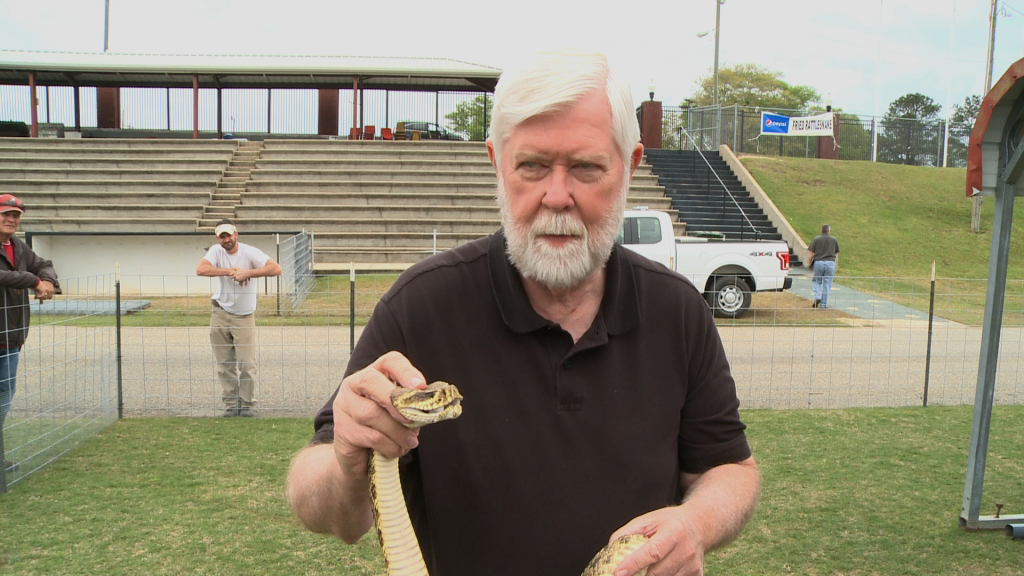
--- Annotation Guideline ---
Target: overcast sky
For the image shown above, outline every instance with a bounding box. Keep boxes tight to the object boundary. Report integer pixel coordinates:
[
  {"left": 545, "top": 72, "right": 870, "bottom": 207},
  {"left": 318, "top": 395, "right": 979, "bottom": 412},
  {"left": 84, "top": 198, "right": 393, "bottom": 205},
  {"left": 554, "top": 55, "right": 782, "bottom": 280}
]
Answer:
[{"left": 2, "top": 0, "right": 1024, "bottom": 119}]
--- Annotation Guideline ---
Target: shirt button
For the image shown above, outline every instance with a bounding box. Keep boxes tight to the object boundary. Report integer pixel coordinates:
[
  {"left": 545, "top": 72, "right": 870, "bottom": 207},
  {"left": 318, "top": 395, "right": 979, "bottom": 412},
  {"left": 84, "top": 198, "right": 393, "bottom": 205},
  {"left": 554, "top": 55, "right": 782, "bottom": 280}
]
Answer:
[{"left": 563, "top": 360, "right": 571, "bottom": 370}]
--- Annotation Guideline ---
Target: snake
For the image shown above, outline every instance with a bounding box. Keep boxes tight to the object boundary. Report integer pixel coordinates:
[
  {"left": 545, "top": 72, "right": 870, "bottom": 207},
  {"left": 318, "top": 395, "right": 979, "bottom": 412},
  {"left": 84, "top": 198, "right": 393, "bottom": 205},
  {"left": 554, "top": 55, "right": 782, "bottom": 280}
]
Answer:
[{"left": 369, "top": 381, "right": 649, "bottom": 576}]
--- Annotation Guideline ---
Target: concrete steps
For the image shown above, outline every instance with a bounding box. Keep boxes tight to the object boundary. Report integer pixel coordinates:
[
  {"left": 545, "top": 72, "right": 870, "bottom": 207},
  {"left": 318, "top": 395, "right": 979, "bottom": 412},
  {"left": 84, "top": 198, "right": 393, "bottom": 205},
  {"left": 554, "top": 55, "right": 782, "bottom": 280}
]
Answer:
[{"left": 200, "top": 141, "right": 263, "bottom": 225}]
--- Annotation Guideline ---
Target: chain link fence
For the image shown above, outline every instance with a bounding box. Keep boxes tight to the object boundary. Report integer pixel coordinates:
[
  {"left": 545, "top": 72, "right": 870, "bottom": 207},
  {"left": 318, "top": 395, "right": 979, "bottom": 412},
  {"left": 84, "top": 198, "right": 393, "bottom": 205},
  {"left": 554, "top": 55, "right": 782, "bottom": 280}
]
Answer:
[
  {"left": 5, "top": 271, "right": 1024, "bottom": 491},
  {"left": 661, "top": 105, "right": 974, "bottom": 168},
  {"left": 277, "top": 231, "right": 315, "bottom": 313}
]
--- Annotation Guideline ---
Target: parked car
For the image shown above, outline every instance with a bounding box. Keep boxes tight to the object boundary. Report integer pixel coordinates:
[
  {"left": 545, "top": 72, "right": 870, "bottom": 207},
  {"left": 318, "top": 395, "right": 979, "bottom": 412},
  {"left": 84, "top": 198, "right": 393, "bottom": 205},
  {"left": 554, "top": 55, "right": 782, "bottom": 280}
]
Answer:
[{"left": 401, "top": 121, "right": 465, "bottom": 141}]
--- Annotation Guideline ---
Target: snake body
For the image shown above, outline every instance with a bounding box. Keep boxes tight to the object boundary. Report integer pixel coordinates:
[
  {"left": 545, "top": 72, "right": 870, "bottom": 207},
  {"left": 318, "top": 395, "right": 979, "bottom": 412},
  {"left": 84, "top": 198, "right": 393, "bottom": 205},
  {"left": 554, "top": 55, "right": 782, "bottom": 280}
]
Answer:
[{"left": 371, "top": 381, "right": 648, "bottom": 576}]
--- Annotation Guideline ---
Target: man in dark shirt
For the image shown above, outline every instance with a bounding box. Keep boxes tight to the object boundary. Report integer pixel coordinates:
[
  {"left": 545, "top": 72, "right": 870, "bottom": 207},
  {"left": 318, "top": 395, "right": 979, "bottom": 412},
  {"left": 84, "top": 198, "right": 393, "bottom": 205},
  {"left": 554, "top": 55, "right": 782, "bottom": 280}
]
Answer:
[
  {"left": 0, "top": 194, "right": 58, "bottom": 474},
  {"left": 286, "top": 51, "right": 759, "bottom": 576},
  {"left": 807, "top": 224, "right": 840, "bottom": 309}
]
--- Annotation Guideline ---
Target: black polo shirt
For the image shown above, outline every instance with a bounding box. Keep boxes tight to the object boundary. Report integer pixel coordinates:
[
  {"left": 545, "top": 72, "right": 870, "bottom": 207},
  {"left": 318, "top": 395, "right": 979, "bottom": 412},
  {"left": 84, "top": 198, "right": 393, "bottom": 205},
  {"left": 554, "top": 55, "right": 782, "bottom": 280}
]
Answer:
[{"left": 312, "top": 229, "right": 750, "bottom": 576}]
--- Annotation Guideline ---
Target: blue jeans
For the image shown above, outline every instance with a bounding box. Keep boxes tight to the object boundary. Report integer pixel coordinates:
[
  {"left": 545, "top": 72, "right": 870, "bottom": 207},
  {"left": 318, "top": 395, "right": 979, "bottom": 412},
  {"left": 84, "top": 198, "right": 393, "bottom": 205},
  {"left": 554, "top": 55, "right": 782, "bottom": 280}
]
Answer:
[
  {"left": 0, "top": 348, "right": 21, "bottom": 432},
  {"left": 812, "top": 260, "right": 837, "bottom": 308}
]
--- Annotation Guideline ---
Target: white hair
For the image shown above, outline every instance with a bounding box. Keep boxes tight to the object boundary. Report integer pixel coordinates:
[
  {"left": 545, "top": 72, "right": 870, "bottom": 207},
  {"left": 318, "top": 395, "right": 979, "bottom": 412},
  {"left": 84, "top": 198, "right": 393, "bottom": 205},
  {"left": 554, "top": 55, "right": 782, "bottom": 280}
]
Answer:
[{"left": 488, "top": 50, "right": 640, "bottom": 170}]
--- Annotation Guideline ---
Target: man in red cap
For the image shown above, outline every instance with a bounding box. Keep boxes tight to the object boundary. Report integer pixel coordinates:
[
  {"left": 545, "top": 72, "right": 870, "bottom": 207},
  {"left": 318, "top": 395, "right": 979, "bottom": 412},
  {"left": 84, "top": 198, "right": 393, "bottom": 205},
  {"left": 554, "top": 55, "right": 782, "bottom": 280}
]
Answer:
[{"left": 0, "top": 194, "right": 59, "bottom": 475}]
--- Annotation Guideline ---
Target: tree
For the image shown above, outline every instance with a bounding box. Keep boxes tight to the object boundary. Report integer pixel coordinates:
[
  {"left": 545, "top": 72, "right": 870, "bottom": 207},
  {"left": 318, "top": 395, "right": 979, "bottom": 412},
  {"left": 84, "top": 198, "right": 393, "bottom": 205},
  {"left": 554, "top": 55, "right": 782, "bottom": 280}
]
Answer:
[
  {"left": 885, "top": 93, "right": 941, "bottom": 121},
  {"left": 688, "top": 63, "right": 821, "bottom": 111},
  {"left": 950, "top": 95, "right": 982, "bottom": 126},
  {"left": 945, "top": 95, "right": 981, "bottom": 168},
  {"left": 877, "top": 93, "right": 943, "bottom": 166},
  {"left": 445, "top": 94, "right": 493, "bottom": 141}
]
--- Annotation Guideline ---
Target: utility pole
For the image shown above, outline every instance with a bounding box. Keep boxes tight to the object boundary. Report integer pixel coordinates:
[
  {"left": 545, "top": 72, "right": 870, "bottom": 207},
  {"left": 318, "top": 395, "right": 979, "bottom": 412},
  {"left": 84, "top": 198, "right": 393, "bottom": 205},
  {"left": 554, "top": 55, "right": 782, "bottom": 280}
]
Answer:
[
  {"left": 713, "top": 0, "right": 723, "bottom": 147},
  {"left": 713, "top": 0, "right": 721, "bottom": 107},
  {"left": 104, "top": 0, "right": 110, "bottom": 52},
  {"left": 973, "top": 0, "right": 998, "bottom": 233}
]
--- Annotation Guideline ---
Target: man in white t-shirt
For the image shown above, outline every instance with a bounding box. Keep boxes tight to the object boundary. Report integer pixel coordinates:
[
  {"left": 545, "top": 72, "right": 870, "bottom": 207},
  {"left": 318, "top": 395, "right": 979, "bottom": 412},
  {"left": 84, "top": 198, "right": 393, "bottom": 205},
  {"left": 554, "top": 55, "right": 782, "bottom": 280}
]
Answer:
[{"left": 197, "top": 221, "right": 282, "bottom": 417}]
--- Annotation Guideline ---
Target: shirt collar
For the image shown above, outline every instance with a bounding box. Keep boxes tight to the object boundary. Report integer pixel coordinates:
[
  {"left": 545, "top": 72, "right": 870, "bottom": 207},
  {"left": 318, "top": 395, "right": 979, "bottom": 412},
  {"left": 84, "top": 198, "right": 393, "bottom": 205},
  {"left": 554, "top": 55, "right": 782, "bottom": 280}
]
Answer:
[{"left": 488, "top": 229, "right": 640, "bottom": 336}]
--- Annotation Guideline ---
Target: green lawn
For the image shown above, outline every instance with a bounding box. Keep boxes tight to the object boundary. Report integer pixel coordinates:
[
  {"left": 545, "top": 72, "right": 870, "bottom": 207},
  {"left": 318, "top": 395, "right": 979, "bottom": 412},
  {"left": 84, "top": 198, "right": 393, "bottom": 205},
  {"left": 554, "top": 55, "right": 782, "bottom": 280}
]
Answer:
[
  {"left": 2, "top": 408, "right": 1022, "bottom": 575},
  {"left": 741, "top": 156, "right": 1024, "bottom": 281}
]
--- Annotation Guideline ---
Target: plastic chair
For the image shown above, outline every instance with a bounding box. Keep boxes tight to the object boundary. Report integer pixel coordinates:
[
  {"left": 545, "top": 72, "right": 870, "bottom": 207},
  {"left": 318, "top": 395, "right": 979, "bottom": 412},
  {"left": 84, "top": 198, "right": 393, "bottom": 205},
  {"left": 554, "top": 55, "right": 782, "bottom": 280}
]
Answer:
[
  {"left": 349, "top": 127, "right": 361, "bottom": 140},
  {"left": 381, "top": 128, "right": 394, "bottom": 140},
  {"left": 363, "top": 125, "right": 376, "bottom": 140}
]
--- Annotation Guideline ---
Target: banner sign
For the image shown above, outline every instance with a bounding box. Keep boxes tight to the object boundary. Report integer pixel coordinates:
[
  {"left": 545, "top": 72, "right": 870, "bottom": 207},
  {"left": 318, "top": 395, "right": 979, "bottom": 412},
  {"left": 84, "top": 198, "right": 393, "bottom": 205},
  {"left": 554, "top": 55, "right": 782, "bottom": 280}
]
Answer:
[{"left": 760, "top": 112, "right": 834, "bottom": 137}]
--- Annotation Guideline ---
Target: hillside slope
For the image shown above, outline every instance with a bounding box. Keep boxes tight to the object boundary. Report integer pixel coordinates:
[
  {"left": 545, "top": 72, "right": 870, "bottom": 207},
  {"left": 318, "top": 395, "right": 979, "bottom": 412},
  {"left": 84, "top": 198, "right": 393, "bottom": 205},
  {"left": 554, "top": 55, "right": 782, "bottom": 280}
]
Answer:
[{"left": 739, "top": 156, "right": 1024, "bottom": 280}]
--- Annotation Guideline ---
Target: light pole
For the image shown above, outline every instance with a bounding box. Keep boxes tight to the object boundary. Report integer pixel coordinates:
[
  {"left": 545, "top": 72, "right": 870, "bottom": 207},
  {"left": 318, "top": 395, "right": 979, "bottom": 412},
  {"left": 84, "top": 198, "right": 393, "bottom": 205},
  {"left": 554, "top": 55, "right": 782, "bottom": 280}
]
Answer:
[
  {"left": 713, "top": 0, "right": 723, "bottom": 108},
  {"left": 713, "top": 0, "right": 724, "bottom": 147}
]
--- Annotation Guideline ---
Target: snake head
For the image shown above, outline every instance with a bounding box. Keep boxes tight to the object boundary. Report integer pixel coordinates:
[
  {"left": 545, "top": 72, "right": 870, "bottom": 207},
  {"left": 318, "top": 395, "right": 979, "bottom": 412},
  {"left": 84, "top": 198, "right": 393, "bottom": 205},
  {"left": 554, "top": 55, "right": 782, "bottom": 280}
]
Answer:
[{"left": 390, "top": 381, "right": 463, "bottom": 427}]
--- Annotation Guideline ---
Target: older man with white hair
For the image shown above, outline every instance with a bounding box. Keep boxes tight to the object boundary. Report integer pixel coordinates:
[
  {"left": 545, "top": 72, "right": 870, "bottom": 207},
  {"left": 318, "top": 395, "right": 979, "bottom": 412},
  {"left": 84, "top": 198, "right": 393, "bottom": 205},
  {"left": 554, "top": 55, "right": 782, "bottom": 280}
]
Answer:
[{"left": 287, "top": 51, "right": 759, "bottom": 576}]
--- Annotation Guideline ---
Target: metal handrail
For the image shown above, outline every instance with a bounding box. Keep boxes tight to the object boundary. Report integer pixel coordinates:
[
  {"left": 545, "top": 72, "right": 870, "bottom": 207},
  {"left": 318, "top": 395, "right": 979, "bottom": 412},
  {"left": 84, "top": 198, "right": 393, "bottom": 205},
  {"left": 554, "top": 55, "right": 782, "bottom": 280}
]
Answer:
[{"left": 678, "top": 128, "right": 761, "bottom": 241}]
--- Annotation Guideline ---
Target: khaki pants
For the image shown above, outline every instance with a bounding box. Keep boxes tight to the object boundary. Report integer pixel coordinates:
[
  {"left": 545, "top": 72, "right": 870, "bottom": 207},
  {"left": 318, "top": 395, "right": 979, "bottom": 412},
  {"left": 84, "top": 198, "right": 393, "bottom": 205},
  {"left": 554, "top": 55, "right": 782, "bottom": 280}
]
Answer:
[{"left": 210, "top": 305, "right": 258, "bottom": 409}]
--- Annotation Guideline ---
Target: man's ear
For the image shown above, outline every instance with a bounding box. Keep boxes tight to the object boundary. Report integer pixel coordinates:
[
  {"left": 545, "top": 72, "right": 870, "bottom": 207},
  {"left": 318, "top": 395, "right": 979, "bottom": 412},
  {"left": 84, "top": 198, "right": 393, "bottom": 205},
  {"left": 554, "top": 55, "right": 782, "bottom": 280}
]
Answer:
[
  {"left": 486, "top": 139, "right": 498, "bottom": 172},
  {"left": 629, "top": 143, "right": 644, "bottom": 176}
]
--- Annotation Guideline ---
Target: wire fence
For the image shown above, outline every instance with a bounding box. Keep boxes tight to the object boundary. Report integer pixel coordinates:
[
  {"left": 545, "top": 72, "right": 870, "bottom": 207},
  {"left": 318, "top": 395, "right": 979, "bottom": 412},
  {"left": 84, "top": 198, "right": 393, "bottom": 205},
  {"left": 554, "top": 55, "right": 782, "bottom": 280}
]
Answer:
[
  {"left": 4, "top": 271, "right": 1024, "bottom": 491},
  {"left": 277, "top": 231, "right": 315, "bottom": 313},
  {"left": 0, "top": 273, "right": 119, "bottom": 493},
  {"left": 662, "top": 105, "right": 974, "bottom": 168}
]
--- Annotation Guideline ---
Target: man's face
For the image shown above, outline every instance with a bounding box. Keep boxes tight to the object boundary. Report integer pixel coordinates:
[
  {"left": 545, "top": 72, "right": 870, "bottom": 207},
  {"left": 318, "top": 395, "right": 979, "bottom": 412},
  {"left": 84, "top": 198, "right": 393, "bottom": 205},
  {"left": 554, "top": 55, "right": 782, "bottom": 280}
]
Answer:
[
  {"left": 0, "top": 210, "right": 21, "bottom": 239},
  {"left": 217, "top": 232, "right": 238, "bottom": 253},
  {"left": 488, "top": 89, "right": 639, "bottom": 290}
]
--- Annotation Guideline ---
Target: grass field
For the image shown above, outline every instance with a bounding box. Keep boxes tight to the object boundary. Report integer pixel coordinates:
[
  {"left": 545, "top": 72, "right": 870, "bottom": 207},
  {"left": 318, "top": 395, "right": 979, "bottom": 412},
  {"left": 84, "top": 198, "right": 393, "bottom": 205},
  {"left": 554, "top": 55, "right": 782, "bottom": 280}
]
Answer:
[
  {"left": 1, "top": 407, "right": 1022, "bottom": 575},
  {"left": 740, "top": 156, "right": 1024, "bottom": 281}
]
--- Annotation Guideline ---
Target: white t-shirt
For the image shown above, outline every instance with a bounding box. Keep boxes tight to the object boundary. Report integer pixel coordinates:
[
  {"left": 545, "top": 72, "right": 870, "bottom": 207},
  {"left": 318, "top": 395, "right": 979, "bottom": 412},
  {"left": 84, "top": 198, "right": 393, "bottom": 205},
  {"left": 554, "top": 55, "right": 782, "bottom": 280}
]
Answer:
[{"left": 202, "top": 242, "right": 272, "bottom": 316}]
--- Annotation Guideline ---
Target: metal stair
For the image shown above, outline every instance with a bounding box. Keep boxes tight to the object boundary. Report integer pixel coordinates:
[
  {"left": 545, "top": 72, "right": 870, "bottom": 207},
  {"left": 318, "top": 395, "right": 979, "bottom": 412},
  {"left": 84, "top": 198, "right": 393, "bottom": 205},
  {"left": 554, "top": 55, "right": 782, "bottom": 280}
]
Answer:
[{"left": 644, "top": 148, "right": 803, "bottom": 266}]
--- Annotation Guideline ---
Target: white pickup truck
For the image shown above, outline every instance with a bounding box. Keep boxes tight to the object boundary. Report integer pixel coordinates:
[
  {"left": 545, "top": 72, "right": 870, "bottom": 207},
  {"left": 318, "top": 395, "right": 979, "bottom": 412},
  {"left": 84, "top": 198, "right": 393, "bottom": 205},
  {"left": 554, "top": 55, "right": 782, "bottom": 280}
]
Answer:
[{"left": 618, "top": 208, "right": 792, "bottom": 318}]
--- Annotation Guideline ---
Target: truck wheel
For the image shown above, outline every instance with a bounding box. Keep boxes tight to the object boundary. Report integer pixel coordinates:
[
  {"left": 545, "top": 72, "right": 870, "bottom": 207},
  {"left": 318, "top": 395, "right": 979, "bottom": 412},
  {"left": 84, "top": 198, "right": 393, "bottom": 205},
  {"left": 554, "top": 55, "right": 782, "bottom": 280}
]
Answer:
[{"left": 707, "top": 276, "right": 752, "bottom": 318}]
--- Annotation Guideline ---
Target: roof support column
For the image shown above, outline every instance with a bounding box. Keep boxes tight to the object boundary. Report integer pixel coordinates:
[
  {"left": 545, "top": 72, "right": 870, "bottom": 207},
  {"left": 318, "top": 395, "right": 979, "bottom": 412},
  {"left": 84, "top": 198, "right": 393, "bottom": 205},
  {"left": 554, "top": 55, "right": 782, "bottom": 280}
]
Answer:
[
  {"left": 318, "top": 88, "right": 339, "bottom": 137},
  {"left": 73, "top": 85, "right": 81, "bottom": 133},
  {"left": 352, "top": 76, "right": 359, "bottom": 138},
  {"left": 28, "top": 71, "right": 38, "bottom": 138},
  {"left": 217, "top": 87, "right": 222, "bottom": 138},
  {"left": 213, "top": 76, "right": 222, "bottom": 139},
  {"left": 192, "top": 74, "right": 199, "bottom": 140}
]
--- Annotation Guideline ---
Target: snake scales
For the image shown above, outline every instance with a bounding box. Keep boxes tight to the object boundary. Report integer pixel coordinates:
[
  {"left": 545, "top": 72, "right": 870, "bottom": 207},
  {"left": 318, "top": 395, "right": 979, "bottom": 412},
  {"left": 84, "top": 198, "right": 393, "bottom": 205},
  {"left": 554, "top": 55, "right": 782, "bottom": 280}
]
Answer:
[{"left": 369, "top": 381, "right": 649, "bottom": 576}]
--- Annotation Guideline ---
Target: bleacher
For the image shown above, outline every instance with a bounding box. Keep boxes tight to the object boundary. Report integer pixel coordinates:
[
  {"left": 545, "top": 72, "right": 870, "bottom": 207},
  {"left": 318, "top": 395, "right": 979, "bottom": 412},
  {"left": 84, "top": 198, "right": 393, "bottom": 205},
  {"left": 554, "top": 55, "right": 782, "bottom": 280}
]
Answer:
[
  {"left": 234, "top": 139, "right": 678, "bottom": 271},
  {"left": 0, "top": 137, "right": 681, "bottom": 272},
  {"left": 0, "top": 138, "right": 237, "bottom": 232}
]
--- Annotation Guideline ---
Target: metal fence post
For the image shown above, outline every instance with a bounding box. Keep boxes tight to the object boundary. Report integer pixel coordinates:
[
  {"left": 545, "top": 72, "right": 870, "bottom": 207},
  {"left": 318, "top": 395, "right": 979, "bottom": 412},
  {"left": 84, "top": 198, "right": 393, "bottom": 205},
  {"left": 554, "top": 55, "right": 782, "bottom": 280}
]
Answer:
[
  {"left": 924, "top": 261, "right": 936, "bottom": 407},
  {"left": 871, "top": 117, "right": 877, "bottom": 162},
  {"left": 350, "top": 262, "right": 356, "bottom": 355},
  {"left": 276, "top": 234, "right": 282, "bottom": 317},
  {"left": 116, "top": 264, "right": 123, "bottom": 420},
  {"left": 0, "top": 417, "right": 6, "bottom": 493}
]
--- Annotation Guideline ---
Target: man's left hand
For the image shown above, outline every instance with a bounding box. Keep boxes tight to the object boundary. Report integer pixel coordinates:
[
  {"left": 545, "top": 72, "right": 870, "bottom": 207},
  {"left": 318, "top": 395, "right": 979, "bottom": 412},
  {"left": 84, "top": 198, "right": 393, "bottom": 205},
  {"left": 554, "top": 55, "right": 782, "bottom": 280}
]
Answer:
[
  {"left": 608, "top": 507, "right": 706, "bottom": 576},
  {"left": 229, "top": 268, "right": 251, "bottom": 285},
  {"left": 35, "top": 280, "right": 55, "bottom": 301}
]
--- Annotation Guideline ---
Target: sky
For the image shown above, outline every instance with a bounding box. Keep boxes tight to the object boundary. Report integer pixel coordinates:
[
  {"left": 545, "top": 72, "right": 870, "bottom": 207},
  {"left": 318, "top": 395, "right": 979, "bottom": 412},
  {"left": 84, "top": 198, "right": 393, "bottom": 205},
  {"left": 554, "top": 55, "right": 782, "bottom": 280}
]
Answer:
[{"left": 2, "top": 0, "right": 1024, "bottom": 119}]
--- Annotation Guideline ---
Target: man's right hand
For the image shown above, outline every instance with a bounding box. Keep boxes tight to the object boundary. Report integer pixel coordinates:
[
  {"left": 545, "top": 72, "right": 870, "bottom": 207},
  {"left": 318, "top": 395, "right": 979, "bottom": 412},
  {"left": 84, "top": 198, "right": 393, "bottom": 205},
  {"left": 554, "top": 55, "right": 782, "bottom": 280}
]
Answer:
[
  {"left": 286, "top": 351, "right": 428, "bottom": 542},
  {"left": 332, "top": 351, "right": 427, "bottom": 478},
  {"left": 34, "top": 280, "right": 55, "bottom": 301}
]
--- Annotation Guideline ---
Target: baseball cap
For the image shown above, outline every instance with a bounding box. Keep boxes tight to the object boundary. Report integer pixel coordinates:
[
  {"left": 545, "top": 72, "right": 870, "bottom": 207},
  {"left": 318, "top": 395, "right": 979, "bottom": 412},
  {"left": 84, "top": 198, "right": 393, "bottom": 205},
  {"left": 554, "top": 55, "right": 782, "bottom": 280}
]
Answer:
[
  {"left": 214, "top": 223, "right": 237, "bottom": 237},
  {"left": 0, "top": 194, "right": 25, "bottom": 214}
]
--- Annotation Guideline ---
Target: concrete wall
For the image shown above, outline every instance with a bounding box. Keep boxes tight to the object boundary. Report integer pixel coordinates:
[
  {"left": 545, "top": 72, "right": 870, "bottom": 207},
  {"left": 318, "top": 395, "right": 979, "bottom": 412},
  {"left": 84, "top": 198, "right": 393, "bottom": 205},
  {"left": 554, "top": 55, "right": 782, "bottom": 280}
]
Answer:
[{"left": 30, "top": 234, "right": 282, "bottom": 295}]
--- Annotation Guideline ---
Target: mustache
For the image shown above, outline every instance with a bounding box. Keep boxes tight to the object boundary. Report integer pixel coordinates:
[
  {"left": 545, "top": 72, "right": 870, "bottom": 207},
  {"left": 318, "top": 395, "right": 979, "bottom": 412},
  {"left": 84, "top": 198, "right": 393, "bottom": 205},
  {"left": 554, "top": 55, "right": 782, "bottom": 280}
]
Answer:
[{"left": 529, "top": 212, "right": 586, "bottom": 238}]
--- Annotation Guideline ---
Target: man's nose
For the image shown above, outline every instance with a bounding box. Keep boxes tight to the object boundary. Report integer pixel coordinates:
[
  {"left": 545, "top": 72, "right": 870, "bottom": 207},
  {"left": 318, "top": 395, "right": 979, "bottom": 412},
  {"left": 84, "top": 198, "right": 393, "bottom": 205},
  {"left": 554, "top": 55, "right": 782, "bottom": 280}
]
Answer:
[{"left": 541, "top": 168, "right": 575, "bottom": 211}]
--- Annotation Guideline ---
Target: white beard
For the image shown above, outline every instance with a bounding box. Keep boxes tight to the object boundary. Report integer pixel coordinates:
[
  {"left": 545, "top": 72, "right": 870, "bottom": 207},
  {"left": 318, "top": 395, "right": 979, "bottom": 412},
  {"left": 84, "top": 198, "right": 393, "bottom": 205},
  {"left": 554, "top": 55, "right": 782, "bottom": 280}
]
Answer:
[{"left": 498, "top": 177, "right": 628, "bottom": 291}]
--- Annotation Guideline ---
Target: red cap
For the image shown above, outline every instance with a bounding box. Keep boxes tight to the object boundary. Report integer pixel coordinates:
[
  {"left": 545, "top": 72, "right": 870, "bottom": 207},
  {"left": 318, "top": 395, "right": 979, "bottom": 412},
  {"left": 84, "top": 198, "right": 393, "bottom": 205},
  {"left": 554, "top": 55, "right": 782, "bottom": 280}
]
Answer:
[{"left": 0, "top": 194, "right": 25, "bottom": 214}]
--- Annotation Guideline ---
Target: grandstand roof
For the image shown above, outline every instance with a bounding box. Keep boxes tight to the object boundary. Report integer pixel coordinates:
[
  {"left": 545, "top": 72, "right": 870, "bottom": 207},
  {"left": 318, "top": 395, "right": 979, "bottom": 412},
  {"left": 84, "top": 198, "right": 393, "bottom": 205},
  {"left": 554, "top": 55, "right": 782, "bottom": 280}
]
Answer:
[{"left": 0, "top": 50, "right": 502, "bottom": 92}]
